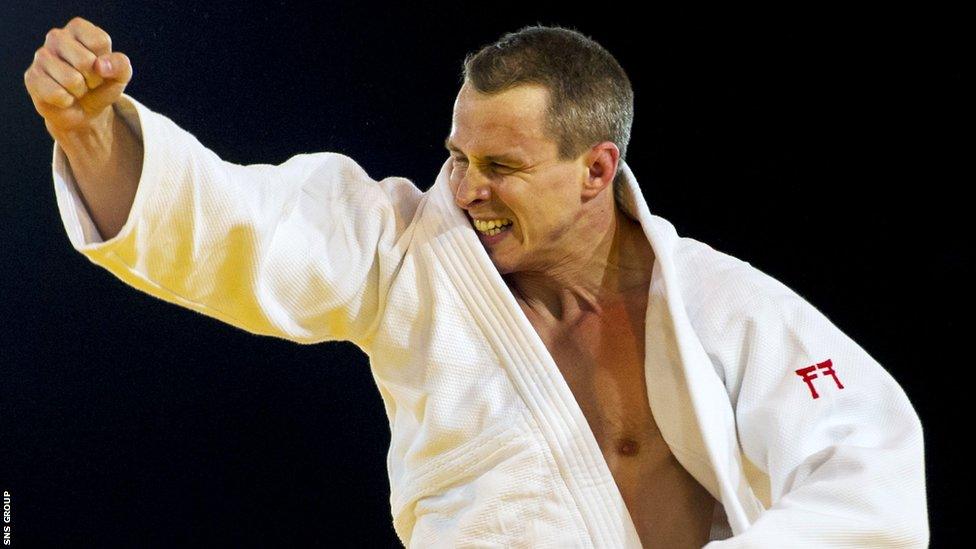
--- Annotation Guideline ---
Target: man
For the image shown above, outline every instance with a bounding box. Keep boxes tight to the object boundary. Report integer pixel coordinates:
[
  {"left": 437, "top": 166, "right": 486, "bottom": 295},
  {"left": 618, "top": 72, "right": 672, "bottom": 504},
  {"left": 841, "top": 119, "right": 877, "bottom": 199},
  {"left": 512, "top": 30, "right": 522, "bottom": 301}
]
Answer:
[{"left": 26, "top": 17, "right": 928, "bottom": 547}]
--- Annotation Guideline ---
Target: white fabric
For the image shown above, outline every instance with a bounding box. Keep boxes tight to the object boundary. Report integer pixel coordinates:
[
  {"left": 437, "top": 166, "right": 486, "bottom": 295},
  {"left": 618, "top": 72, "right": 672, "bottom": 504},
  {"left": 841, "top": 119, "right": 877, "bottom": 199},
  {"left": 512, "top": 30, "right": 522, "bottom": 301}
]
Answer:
[{"left": 51, "top": 94, "right": 929, "bottom": 548}]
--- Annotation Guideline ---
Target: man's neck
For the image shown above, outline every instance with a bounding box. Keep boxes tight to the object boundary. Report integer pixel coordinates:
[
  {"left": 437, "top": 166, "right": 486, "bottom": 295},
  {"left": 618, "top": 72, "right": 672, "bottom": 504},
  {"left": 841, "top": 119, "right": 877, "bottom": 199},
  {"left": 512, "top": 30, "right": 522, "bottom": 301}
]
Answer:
[{"left": 505, "top": 202, "right": 655, "bottom": 322}]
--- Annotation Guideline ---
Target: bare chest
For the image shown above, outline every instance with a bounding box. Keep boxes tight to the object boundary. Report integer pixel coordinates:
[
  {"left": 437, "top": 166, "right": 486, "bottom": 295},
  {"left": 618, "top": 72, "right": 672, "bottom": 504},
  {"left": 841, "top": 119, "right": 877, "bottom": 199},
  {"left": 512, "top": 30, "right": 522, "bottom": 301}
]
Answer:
[{"left": 522, "top": 297, "right": 716, "bottom": 548}]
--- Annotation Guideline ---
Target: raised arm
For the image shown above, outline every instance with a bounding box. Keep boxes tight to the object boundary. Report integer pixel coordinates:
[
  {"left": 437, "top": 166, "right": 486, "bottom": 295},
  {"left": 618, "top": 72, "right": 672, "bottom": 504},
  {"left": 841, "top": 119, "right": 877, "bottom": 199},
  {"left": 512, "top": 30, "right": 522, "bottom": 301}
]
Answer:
[
  {"left": 27, "top": 17, "right": 423, "bottom": 347},
  {"left": 25, "top": 16, "right": 140, "bottom": 241}
]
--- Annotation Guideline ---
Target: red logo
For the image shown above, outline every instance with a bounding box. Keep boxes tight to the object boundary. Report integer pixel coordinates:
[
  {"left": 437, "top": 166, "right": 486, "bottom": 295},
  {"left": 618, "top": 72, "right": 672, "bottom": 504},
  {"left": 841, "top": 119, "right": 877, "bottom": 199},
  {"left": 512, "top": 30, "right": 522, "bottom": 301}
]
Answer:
[{"left": 795, "top": 359, "right": 844, "bottom": 399}]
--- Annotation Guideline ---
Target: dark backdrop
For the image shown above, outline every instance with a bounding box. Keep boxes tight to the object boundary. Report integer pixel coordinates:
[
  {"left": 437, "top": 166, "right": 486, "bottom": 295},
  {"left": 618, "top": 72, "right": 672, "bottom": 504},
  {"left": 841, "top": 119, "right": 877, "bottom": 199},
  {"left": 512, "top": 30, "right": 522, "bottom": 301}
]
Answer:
[{"left": 1, "top": 2, "right": 966, "bottom": 547}]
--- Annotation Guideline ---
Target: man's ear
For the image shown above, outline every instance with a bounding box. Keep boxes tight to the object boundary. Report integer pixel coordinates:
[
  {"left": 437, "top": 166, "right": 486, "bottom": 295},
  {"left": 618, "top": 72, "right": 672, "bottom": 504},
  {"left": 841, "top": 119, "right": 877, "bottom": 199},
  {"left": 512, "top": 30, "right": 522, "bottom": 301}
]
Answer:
[{"left": 581, "top": 141, "right": 619, "bottom": 201}]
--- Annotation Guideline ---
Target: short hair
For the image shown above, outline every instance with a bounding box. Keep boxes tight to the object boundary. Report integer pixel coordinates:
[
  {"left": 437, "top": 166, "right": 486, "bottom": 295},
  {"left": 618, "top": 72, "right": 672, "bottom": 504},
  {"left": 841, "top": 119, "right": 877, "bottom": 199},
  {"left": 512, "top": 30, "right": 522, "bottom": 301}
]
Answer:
[{"left": 461, "top": 24, "right": 635, "bottom": 204}]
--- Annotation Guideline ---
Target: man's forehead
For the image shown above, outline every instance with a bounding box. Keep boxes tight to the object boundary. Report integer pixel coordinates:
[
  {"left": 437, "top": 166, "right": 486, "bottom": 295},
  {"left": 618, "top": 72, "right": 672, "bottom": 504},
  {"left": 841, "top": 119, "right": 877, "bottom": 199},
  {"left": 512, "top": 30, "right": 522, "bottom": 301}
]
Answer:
[
  {"left": 453, "top": 82, "right": 549, "bottom": 125},
  {"left": 444, "top": 124, "right": 534, "bottom": 153},
  {"left": 447, "top": 84, "right": 553, "bottom": 158}
]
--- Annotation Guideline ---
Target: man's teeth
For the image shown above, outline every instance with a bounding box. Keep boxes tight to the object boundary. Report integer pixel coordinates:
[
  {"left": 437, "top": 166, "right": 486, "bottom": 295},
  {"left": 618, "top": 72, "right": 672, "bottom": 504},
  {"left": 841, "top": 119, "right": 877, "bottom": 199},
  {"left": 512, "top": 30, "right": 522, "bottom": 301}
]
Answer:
[
  {"left": 473, "top": 218, "right": 513, "bottom": 235},
  {"left": 482, "top": 226, "right": 509, "bottom": 236}
]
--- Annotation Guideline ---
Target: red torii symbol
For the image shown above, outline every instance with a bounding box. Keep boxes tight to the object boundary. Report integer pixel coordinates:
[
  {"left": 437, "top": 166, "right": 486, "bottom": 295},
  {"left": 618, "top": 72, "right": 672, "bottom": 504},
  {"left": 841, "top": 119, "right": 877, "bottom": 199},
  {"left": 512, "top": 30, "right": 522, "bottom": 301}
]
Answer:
[{"left": 795, "top": 359, "right": 844, "bottom": 399}]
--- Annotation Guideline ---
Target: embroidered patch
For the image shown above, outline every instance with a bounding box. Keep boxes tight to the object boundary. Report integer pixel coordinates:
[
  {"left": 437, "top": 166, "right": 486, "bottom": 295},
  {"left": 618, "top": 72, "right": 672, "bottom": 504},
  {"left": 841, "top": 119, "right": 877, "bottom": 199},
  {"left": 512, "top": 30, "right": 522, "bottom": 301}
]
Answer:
[{"left": 795, "top": 359, "right": 845, "bottom": 399}]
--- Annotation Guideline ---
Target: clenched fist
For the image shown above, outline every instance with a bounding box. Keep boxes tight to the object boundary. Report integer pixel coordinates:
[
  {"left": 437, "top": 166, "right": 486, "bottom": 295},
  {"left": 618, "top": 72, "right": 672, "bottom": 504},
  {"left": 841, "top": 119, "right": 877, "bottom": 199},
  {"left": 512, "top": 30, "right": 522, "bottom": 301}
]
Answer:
[{"left": 24, "top": 16, "right": 133, "bottom": 137}]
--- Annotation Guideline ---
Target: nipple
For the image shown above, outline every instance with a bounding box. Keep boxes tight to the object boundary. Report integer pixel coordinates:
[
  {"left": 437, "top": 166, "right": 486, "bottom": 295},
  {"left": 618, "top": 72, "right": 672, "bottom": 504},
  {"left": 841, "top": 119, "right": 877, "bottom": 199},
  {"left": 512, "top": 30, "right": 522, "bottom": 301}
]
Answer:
[{"left": 616, "top": 437, "right": 640, "bottom": 456}]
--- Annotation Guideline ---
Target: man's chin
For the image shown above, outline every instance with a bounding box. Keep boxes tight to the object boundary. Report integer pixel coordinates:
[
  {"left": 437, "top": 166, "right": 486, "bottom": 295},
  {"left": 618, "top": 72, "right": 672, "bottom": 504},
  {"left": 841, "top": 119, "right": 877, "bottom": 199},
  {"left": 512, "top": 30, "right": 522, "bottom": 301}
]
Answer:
[{"left": 488, "top": 256, "right": 516, "bottom": 276}]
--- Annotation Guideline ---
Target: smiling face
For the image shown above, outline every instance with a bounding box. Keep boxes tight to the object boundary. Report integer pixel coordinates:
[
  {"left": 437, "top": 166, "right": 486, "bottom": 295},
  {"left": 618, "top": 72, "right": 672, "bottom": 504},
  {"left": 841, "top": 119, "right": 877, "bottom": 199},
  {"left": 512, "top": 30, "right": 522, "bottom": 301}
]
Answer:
[{"left": 446, "top": 81, "right": 601, "bottom": 275}]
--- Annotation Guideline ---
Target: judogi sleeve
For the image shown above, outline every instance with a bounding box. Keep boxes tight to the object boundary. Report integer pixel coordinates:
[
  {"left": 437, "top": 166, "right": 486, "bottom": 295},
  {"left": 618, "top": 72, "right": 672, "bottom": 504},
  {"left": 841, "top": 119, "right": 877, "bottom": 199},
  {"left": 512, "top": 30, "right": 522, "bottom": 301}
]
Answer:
[
  {"left": 702, "top": 265, "right": 929, "bottom": 548},
  {"left": 51, "top": 93, "right": 418, "bottom": 346}
]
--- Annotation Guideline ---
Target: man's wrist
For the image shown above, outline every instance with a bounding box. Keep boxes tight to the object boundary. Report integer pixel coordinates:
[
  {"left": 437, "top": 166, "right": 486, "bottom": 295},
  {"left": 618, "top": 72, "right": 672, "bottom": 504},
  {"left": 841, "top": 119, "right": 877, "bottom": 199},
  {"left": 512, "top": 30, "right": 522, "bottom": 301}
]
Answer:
[{"left": 50, "top": 106, "right": 116, "bottom": 159}]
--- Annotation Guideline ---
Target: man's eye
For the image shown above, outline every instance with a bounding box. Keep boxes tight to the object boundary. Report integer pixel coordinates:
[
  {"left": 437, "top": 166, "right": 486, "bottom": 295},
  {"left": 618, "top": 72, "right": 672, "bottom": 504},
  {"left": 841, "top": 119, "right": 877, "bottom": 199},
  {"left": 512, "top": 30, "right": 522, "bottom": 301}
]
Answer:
[{"left": 451, "top": 158, "right": 512, "bottom": 172}]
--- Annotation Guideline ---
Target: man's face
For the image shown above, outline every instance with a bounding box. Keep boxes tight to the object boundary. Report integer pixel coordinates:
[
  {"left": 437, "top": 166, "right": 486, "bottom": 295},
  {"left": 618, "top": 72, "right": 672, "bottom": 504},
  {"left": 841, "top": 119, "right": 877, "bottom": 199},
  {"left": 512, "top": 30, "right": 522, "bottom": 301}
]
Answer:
[{"left": 446, "top": 82, "right": 590, "bottom": 275}]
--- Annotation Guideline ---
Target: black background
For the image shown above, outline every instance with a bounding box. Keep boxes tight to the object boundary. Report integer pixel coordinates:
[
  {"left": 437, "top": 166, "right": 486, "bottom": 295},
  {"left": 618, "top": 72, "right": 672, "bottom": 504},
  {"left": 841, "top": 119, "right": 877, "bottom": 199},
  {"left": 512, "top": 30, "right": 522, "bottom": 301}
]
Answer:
[{"left": 1, "top": 2, "right": 966, "bottom": 547}]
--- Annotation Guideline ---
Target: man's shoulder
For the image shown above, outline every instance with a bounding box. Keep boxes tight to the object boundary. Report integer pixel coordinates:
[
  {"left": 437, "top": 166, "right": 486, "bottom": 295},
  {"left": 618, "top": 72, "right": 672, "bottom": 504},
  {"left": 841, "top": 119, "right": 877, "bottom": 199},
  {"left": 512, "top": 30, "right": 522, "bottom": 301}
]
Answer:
[{"left": 671, "top": 233, "right": 799, "bottom": 329}]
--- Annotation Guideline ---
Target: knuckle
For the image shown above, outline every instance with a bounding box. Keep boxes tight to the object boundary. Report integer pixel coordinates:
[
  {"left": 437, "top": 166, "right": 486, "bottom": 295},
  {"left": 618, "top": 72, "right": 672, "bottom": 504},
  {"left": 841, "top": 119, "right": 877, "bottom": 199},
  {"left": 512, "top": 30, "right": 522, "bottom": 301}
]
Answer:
[
  {"left": 40, "top": 83, "right": 59, "bottom": 99},
  {"left": 45, "top": 28, "right": 59, "bottom": 42},
  {"left": 34, "top": 47, "right": 50, "bottom": 63},
  {"left": 91, "top": 33, "right": 111, "bottom": 51},
  {"left": 52, "top": 91, "right": 72, "bottom": 106},
  {"left": 67, "top": 73, "right": 85, "bottom": 90},
  {"left": 69, "top": 16, "right": 87, "bottom": 27},
  {"left": 40, "top": 88, "right": 58, "bottom": 103}
]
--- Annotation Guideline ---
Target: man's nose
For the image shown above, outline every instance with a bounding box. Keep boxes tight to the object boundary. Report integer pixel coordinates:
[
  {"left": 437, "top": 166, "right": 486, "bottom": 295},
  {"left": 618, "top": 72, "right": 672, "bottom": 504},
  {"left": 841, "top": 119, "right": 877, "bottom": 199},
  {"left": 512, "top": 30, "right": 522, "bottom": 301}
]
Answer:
[{"left": 454, "top": 170, "right": 491, "bottom": 210}]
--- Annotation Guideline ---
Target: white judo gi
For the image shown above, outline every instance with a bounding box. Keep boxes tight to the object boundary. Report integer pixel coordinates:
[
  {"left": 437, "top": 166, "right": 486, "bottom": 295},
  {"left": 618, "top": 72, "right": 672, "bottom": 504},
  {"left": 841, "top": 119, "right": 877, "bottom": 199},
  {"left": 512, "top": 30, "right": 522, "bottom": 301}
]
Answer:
[{"left": 51, "top": 94, "right": 929, "bottom": 548}]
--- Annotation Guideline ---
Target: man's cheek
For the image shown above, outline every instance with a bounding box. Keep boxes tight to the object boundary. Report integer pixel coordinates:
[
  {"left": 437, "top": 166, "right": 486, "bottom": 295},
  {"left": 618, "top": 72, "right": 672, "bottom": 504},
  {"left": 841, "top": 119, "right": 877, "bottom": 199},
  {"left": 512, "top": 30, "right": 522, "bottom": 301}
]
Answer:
[{"left": 447, "top": 163, "right": 460, "bottom": 193}]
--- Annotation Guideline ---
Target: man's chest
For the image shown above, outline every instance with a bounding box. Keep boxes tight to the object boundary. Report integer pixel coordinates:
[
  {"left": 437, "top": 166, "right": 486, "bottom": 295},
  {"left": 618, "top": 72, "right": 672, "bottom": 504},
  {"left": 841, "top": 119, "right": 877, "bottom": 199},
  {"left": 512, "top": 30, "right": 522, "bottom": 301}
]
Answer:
[
  {"left": 522, "top": 296, "right": 717, "bottom": 547},
  {"left": 520, "top": 294, "right": 655, "bottom": 456}
]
